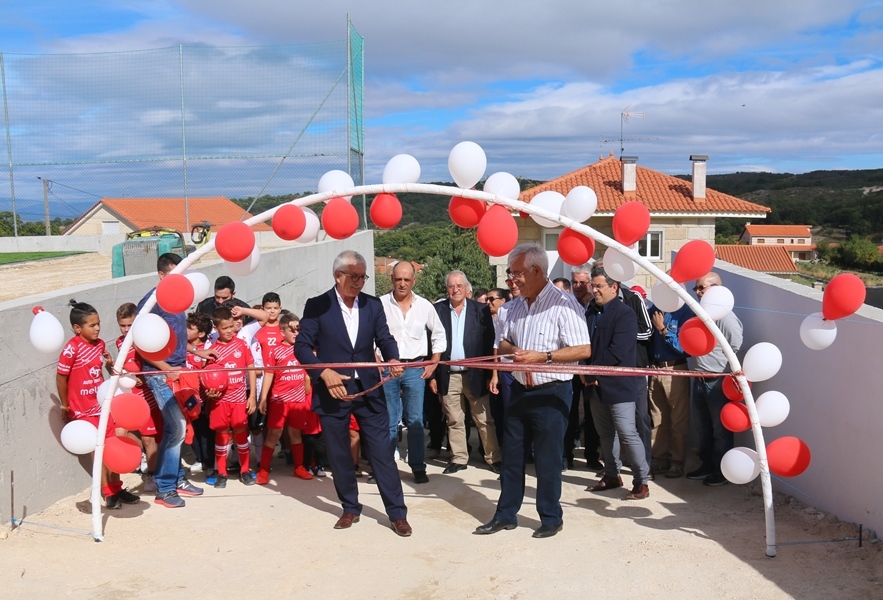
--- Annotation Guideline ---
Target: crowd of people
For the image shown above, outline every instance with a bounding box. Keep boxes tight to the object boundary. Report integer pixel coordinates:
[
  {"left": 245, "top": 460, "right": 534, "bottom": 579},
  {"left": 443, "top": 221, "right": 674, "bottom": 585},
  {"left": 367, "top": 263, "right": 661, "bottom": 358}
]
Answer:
[{"left": 55, "top": 244, "right": 743, "bottom": 538}]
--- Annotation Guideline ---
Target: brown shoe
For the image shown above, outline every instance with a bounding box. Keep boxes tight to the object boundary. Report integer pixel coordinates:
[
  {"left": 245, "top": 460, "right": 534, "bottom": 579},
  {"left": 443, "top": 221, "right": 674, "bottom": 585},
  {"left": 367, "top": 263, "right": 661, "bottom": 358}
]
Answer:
[
  {"left": 391, "top": 519, "right": 412, "bottom": 537},
  {"left": 334, "top": 513, "right": 360, "bottom": 529},
  {"left": 586, "top": 474, "right": 623, "bottom": 492},
  {"left": 625, "top": 484, "right": 650, "bottom": 500}
]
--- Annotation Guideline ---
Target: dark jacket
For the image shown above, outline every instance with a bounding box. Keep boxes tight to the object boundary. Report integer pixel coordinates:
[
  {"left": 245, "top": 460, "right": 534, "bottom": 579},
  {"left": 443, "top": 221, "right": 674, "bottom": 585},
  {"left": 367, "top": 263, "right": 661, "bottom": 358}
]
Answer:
[
  {"left": 586, "top": 296, "right": 639, "bottom": 404},
  {"left": 295, "top": 289, "right": 399, "bottom": 416},
  {"left": 433, "top": 298, "right": 494, "bottom": 398}
]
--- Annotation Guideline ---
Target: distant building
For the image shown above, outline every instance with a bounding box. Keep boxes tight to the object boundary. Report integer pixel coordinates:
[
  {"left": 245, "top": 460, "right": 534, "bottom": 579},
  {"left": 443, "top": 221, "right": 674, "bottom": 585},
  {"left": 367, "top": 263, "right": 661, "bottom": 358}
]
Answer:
[
  {"left": 739, "top": 224, "right": 815, "bottom": 261},
  {"left": 513, "top": 153, "right": 770, "bottom": 287},
  {"left": 63, "top": 196, "right": 271, "bottom": 236},
  {"left": 715, "top": 245, "right": 799, "bottom": 279}
]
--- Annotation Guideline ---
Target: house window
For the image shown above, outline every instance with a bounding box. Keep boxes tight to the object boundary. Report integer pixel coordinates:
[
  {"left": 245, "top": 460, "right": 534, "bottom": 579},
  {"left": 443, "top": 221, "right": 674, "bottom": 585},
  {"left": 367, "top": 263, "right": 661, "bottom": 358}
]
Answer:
[
  {"left": 790, "top": 239, "right": 795, "bottom": 244},
  {"left": 777, "top": 238, "right": 785, "bottom": 244},
  {"left": 544, "top": 232, "right": 559, "bottom": 251},
  {"left": 102, "top": 221, "right": 120, "bottom": 235},
  {"left": 637, "top": 231, "right": 662, "bottom": 260}
]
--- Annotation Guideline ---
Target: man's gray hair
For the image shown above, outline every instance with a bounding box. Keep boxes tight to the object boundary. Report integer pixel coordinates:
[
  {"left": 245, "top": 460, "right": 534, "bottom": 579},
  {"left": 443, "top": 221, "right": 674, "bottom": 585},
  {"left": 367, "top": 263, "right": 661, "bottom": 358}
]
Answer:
[
  {"left": 571, "top": 261, "right": 594, "bottom": 276},
  {"left": 508, "top": 243, "right": 548, "bottom": 273},
  {"left": 332, "top": 250, "right": 367, "bottom": 275},
  {"left": 445, "top": 270, "right": 470, "bottom": 288}
]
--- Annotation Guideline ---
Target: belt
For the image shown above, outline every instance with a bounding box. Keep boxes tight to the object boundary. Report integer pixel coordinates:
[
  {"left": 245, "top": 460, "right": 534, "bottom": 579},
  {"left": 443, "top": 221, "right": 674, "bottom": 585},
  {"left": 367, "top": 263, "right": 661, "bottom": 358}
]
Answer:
[
  {"left": 516, "top": 380, "right": 567, "bottom": 391},
  {"left": 654, "top": 359, "right": 687, "bottom": 368},
  {"left": 399, "top": 357, "right": 426, "bottom": 362},
  {"left": 450, "top": 367, "right": 467, "bottom": 373}
]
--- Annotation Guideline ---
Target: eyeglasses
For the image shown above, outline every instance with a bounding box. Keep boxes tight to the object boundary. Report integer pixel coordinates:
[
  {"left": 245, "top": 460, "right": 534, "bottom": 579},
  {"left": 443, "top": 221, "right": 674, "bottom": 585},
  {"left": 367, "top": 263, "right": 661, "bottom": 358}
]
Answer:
[
  {"left": 506, "top": 270, "right": 527, "bottom": 281},
  {"left": 338, "top": 272, "right": 369, "bottom": 282},
  {"left": 693, "top": 283, "right": 718, "bottom": 293},
  {"left": 485, "top": 296, "right": 502, "bottom": 303},
  {"left": 446, "top": 283, "right": 466, "bottom": 290},
  {"left": 590, "top": 283, "right": 608, "bottom": 290},
  {"left": 570, "top": 280, "right": 589, "bottom": 287}
]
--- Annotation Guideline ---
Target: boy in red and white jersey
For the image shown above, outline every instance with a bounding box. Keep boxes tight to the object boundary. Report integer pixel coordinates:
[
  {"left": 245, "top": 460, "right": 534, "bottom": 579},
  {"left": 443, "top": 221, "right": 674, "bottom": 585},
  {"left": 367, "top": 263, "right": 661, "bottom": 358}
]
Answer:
[
  {"left": 185, "top": 311, "right": 214, "bottom": 477},
  {"left": 256, "top": 313, "right": 316, "bottom": 484},
  {"left": 207, "top": 306, "right": 257, "bottom": 488},
  {"left": 57, "top": 302, "right": 139, "bottom": 509}
]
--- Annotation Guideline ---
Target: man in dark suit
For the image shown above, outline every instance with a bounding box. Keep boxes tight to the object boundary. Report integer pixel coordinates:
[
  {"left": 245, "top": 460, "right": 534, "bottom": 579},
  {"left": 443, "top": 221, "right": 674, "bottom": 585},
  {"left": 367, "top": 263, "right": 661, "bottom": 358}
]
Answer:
[
  {"left": 430, "top": 270, "right": 500, "bottom": 474},
  {"left": 295, "top": 250, "right": 412, "bottom": 537},
  {"left": 584, "top": 265, "right": 651, "bottom": 500}
]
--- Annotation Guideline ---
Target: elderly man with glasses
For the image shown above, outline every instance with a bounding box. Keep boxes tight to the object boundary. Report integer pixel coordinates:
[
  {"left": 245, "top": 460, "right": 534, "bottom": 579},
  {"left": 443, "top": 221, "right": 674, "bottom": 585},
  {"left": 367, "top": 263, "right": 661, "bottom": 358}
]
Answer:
[{"left": 687, "top": 271, "right": 743, "bottom": 487}]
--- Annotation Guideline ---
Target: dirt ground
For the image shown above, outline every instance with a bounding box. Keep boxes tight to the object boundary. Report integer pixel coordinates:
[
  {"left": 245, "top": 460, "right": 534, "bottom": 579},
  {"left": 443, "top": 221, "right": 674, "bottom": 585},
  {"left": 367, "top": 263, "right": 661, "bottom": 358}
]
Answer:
[{"left": 0, "top": 449, "right": 879, "bottom": 599}]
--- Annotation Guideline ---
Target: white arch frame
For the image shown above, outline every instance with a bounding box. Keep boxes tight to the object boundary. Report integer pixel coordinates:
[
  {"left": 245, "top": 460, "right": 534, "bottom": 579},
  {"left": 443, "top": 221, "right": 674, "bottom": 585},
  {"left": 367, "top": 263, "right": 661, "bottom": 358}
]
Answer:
[{"left": 94, "top": 182, "right": 776, "bottom": 557}]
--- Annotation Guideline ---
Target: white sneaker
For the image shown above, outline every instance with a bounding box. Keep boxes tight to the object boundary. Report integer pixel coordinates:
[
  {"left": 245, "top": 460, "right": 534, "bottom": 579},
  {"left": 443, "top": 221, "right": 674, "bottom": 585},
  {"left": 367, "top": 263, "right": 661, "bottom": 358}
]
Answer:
[
  {"left": 142, "top": 474, "right": 157, "bottom": 493},
  {"left": 189, "top": 461, "right": 203, "bottom": 473},
  {"left": 394, "top": 448, "right": 401, "bottom": 461},
  {"left": 139, "top": 453, "right": 148, "bottom": 473}
]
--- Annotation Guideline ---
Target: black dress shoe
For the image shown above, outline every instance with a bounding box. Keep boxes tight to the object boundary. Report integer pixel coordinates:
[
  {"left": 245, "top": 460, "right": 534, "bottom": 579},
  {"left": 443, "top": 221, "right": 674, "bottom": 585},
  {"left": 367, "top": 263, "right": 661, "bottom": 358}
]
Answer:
[
  {"left": 442, "top": 462, "right": 468, "bottom": 474},
  {"left": 532, "top": 521, "right": 563, "bottom": 538},
  {"left": 489, "top": 462, "right": 502, "bottom": 474},
  {"left": 413, "top": 470, "right": 429, "bottom": 484},
  {"left": 474, "top": 519, "right": 517, "bottom": 535}
]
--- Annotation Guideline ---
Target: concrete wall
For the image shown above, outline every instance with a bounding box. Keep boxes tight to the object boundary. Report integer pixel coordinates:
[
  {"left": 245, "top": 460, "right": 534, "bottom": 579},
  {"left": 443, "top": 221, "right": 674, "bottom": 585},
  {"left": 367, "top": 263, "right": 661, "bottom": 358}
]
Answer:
[
  {"left": 716, "top": 260, "right": 883, "bottom": 536},
  {"left": 0, "top": 231, "right": 373, "bottom": 524}
]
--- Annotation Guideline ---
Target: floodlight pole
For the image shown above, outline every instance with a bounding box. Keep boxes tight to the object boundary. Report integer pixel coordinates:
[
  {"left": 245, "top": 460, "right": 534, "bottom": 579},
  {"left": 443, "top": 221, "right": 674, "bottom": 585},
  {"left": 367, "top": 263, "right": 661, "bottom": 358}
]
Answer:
[{"left": 1, "top": 52, "right": 18, "bottom": 237}]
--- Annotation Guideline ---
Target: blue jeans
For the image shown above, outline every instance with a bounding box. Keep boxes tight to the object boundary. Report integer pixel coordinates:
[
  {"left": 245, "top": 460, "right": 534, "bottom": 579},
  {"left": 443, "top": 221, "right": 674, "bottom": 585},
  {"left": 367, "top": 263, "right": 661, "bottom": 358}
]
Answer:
[
  {"left": 591, "top": 398, "right": 650, "bottom": 486},
  {"left": 383, "top": 366, "right": 426, "bottom": 472},
  {"left": 691, "top": 377, "right": 733, "bottom": 477},
  {"left": 144, "top": 374, "right": 187, "bottom": 494}
]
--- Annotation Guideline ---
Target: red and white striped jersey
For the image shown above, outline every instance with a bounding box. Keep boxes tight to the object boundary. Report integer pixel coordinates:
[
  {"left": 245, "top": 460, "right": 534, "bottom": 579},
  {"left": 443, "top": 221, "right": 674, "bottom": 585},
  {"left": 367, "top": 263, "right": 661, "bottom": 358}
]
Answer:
[
  {"left": 210, "top": 337, "right": 253, "bottom": 404},
  {"left": 57, "top": 336, "right": 105, "bottom": 419},
  {"left": 266, "top": 343, "right": 306, "bottom": 403}
]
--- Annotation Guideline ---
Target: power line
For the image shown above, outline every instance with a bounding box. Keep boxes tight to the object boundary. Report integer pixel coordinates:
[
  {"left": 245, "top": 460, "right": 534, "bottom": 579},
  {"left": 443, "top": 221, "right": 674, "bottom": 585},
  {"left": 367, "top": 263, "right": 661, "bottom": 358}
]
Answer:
[{"left": 40, "top": 178, "right": 103, "bottom": 199}]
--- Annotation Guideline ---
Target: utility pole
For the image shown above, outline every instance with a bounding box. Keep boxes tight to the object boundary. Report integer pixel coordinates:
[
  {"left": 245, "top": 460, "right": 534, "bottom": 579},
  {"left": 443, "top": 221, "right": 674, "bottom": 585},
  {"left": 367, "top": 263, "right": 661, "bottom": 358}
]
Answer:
[{"left": 42, "top": 177, "right": 50, "bottom": 235}]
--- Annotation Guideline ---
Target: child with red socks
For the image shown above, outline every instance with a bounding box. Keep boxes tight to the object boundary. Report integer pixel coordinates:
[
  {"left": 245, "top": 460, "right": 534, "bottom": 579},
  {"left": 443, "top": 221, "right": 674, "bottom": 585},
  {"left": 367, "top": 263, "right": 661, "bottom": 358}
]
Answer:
[
  {"left": 207, "top": 307, "right": 257, "bottom": 488},
  {"left": 57, "top": 301, "right": 139, "bottom": 509},
  {"left": 256, "top": 313, "right": 316, "bottom": 484}
]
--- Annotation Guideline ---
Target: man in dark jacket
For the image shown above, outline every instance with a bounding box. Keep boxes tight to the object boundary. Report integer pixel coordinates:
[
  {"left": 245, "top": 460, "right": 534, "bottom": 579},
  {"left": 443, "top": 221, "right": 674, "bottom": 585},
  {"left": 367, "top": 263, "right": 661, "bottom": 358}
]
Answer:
[{"left": 584, "top": 266, "right": 651, "bottom": 500}]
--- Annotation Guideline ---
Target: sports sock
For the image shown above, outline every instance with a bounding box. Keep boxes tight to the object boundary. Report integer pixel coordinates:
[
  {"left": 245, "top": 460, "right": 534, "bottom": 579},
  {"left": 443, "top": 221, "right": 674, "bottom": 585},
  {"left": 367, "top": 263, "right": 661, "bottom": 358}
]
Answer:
[
  {"left": 259, "top": 445, "right": 274, "bottom": 472},
  {"left": 109, "top": 480, "right": 123, "bottom": 494},
  {"left": 215, "top": 432, "right": 231, "bottom": 477},
  {"left": 292, "top": 442, "right": 305, "bottom": 468},
  {"left": 234, "top": 431, "right": 251, "bottom": 473},
  {"left": 101, "top": 484, "right": 115, "bottom": 497}
]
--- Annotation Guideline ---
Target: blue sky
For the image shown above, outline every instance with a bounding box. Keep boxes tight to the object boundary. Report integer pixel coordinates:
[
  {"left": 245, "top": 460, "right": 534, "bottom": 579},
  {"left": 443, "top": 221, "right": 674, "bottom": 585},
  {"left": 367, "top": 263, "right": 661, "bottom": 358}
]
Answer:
[{"left": 2, "top": 1, "right": 882, "bottom": 219}]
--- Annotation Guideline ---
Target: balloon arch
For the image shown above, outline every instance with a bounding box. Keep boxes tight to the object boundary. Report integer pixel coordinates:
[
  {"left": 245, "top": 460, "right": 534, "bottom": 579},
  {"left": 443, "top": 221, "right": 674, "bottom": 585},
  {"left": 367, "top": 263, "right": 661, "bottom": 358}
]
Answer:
[{"left": 32, "top": 142, "right": 866, "bottom": 555}]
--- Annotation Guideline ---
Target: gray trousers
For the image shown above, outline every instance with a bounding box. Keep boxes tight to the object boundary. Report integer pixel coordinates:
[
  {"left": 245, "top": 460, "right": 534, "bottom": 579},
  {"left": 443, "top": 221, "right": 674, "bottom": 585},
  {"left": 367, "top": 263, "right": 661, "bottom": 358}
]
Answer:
[{"left": 591, "top": 397, "right": 650, "bottom": 486}]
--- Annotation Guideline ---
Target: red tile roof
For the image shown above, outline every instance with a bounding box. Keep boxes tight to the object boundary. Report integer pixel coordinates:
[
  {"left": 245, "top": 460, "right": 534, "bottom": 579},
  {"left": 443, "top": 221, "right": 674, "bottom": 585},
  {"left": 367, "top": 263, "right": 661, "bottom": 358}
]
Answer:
[
  {"left": 743, "top": 224, "right": 812, "bottom": 237},
  {"left": 715, "top": 245, "right": 798, "bottom": 274},
  {"left": 66, "top": 197, "right": 272, "bottom": 234},
  {"left": 519, "top": 155, "right": 770, "bottom": 215}
]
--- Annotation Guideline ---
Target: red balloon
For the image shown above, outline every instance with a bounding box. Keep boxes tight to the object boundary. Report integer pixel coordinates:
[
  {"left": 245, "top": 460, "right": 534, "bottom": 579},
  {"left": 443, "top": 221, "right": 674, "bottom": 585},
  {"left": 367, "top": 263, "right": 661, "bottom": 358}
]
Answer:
[
  {"left": 767, "top": 436, "right": 811, "bottom": 477},
  {"left": 272, "top": 204, "right": 307, "bottom": 241},
  {"left": 110, "top": 392, "right": 151, "bottom": 430},
  {"left": 722, "top": 376, "right": 751, "bottom": 401},
  {"left": 156, "top": 273, "right": 195, "bottom": 314},
  {"left": 721, "top": 401, "right": 751, "bottom": 432},
  {"left": 103, "top": 435, "right": 143, "bottom": 474},
  {"left": 518, "top": 211, "right": 530, "bottom": 219},
  {"left": 670, "top": 240, "right": 716, "bottom": 283},
  {"left": 215, "top": 221, "right": 256, "bottom": 263},
  {"left": 557, "top": 228, "right": 596, "bottom": 266},
  {"left": 201, "top": 363, "right": 229, "bottom": 393},
  {"left": 822, "top": 273, "right": 866, "bottom": 320},
  {"left": 678, "top": 317, "right": 716, "bottom": 356},
  {"left": 612, "top": 201, "right": 650, "bottom": 246},
  {"left": 321, "top": 197, "right": 359, "bottom": 240},
  {"left": 138, "top": 329, "right": 177, "bottom": 363},
  {"left": 123, "top": 360, "right": 141, "bottom": 375},
  {"left": 449, "top": 196, "right": 486, "bottom": 228},
  {"left": 477, "top": 205, "right": 519, "bottom": 257},
  {"left": 370, "top": 193, "right": 402, "bottom": 229}
]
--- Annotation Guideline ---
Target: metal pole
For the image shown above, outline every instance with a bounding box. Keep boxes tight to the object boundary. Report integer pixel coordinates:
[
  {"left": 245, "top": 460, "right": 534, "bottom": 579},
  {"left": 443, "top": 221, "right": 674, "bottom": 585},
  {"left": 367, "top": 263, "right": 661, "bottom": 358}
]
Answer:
[
  {"left": 179, "top": 45, "right": 190, "bottom": 231},
  {"left": 1, "top": 53, "right": 18, "bottom": 237},
  {"left": 42, "top": 177, "right": 50, "bottom": 235}
]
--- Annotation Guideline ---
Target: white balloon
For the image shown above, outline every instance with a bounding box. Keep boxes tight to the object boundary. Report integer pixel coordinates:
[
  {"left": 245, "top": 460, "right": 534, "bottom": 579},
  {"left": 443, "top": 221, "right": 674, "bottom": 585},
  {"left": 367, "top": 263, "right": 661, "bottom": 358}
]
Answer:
[
  {"left": 295, "top": 207, "right": 320, "bottom": 243},
  {"left": 225, "top": 245, "right": 261, "bottom": 277},
  {"left": 118, "top": 373, "right": 138, "bottom": 390},
  {"left": 756, "top": 391, "right": 790, "bottom": 428},
  {"left": 602, "top": 247, "right": 638, "bottom": 282},
  {"left": 318, "top": 170, "right": 355, "bottom": 202},
  {"left": 742, "top": 342, "right": 782, "bottom": 382},
  {"left": 132, "top": 313, "right": 170, "bottom": 353},
  {"left": 60, "top": 420, "right": 98, "bottom": 455},
  {"left": 29, "top": 308, "right": 66, "bottom": 354},
  {"left": 382, "top": 154, "right": 421, "bottom": 184},
  {"left": 529, "top": 191, "right": 566, "bottom": 228},
  {"left": 483, "top": 172, "right": 521, "bottom": 201},
  {"left": 184, "top": 271, "right": 211, "bottom": 302},
  {"left": 721, "top": 447, "right": 761, "bottom": 484},
  {"left": 562, "top": 186, "right": 598, "bottom": 223},
  {"left": 700, "top": 285, "right": 735, "bottom": 321},
  {"left": 447, "top": 141, "right": 487, "bottom": 189},
  {"left": 96, "top": 379, "right": 124, "bottom": 407},
  {"left": 651, "top": 280, "right": 686, "bottom": 312},
  {"left": 799, "top": 312, "right": 837, "bottom": 350}
]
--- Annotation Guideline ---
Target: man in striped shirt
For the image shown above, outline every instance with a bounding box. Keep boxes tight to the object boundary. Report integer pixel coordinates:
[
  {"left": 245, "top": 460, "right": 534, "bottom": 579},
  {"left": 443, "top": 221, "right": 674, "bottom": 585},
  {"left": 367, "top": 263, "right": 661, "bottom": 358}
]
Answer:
[{"left": 475, "top": 243, "right": 592, "bottom": 539}]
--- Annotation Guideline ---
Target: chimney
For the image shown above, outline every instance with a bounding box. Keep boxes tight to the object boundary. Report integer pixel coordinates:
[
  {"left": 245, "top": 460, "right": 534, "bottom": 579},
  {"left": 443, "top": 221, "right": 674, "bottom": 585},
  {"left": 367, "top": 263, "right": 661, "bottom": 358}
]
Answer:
[
  {"left": 690, "top": 154, "right": 708, "bottom": 202},
  {"left": 621, "top": 156, "right": 637, "bottom": 197}
]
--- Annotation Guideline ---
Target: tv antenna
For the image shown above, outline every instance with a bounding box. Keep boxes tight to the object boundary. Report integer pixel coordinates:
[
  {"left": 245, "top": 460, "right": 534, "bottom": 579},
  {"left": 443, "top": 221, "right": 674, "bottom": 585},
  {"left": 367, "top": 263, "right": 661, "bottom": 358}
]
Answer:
[{"left": 598, "top": 105, "right": 656, "bottom": 157}]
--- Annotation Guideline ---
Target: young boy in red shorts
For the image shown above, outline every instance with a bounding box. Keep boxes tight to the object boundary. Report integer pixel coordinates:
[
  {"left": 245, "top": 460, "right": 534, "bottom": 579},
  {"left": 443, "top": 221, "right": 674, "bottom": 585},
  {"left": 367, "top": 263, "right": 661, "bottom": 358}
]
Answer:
[
  {"left": 256, "top": 313, "right": 316, "bottom": 484},
  {"left": 207, "top": 306, "right": 257, "bottom": 488},
  {"left": 109, "top": 302, "right": 162, "bottom": 493},
  {"left": 57, "top": 302, "right": 139, "bottom": 509}
]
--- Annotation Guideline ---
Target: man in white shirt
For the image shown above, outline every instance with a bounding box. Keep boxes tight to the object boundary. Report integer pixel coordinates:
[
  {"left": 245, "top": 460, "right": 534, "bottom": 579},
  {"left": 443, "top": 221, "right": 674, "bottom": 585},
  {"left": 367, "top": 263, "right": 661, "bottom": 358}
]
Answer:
[{"left": 380, "top": 261, "right": 447, "bottom": 484}]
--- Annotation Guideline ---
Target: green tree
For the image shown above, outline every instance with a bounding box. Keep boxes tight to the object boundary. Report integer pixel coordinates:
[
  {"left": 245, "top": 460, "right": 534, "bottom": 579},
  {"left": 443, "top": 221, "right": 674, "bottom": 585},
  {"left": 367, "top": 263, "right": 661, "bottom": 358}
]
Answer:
[
  {"left": 414, "top": 229, "right": 494, "bottom": 300},
  {"left": 833, "top": 235, "right": 878, "bottom": 269}
]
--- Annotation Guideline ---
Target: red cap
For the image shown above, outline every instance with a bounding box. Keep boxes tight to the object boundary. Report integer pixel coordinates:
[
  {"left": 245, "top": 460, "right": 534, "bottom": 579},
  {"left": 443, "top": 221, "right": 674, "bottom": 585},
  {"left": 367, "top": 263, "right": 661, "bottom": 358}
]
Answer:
[{"left": 631, "top": 285, "right": 647, "bottom": 299}]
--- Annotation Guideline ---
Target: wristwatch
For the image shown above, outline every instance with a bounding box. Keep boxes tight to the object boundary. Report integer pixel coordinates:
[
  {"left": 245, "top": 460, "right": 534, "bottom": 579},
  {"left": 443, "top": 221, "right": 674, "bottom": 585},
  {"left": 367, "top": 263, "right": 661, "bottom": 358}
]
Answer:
[{"left": 546, "top": 351, "right": 553, "bottom": 363}]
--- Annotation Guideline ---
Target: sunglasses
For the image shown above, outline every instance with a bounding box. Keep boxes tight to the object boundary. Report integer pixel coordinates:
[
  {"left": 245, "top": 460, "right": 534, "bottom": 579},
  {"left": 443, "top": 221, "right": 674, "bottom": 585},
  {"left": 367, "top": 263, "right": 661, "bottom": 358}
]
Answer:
[
  {"left": 693, "top": 283, "right": 718, "bottom": 292},
  {"left": 485, "top": 296, "right": 502, "bottom": 302}
]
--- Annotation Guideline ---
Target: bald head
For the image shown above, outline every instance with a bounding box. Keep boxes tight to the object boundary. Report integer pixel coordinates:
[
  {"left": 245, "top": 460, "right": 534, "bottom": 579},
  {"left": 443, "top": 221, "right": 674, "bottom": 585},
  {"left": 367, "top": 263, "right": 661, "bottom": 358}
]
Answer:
[{"left": 694, "top": 272, "right": 722, "bottom": 299}]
